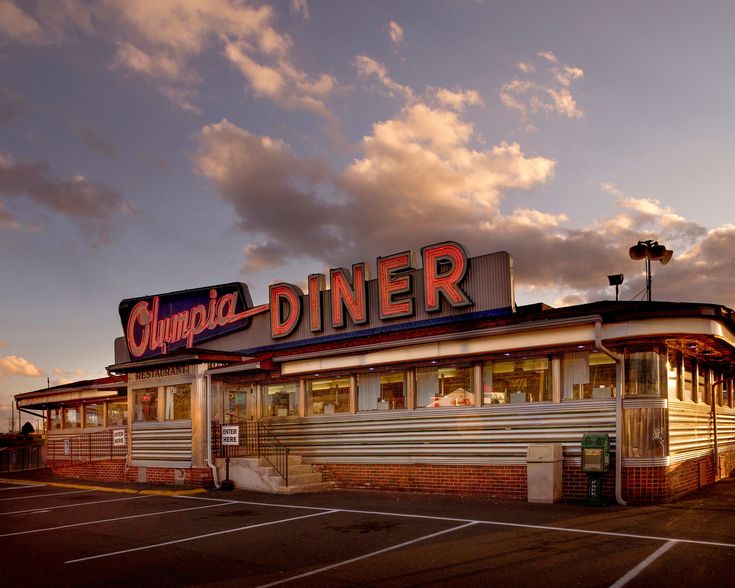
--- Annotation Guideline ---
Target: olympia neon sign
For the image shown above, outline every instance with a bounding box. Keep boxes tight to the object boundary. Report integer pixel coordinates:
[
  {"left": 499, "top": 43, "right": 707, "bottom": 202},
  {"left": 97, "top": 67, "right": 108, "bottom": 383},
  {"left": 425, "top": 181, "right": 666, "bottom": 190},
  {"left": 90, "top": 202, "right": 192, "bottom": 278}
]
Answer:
[{"left": 120, "top": 241, "right": 484, "bottom": 360}]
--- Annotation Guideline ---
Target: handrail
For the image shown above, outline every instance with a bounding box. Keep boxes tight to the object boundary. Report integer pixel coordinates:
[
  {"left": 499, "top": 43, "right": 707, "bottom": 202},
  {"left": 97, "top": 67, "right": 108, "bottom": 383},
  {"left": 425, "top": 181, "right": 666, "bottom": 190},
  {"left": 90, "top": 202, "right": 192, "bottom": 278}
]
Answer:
[
  {"left": 213, "top": 419, "right": 289, "bottom": 486},
  {"left": 47, "top": 429, "right": 127, "bottom": 466}
]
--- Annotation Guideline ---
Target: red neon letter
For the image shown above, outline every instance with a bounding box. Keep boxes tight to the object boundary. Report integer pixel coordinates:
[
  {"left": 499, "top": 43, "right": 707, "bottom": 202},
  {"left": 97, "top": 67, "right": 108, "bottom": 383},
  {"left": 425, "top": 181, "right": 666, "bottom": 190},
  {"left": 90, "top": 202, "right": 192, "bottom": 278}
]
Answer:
[
  {"left": 377, "top": 251, "right": 415, "bottom": 320},
  {"left": 308, "top": 274, "right": 325, "bottom": 333},
  {"left": 330, "top": 264, "right": 369, "bottom": 328},
  {"left": 126, "top": 301, "right": 151, "bottom": 358},
  {"left": 421, "top": 241, "right": 472, "bottom": 312},
  {"left": 270, "top": 283, "right": 303, "bottom": 338}
]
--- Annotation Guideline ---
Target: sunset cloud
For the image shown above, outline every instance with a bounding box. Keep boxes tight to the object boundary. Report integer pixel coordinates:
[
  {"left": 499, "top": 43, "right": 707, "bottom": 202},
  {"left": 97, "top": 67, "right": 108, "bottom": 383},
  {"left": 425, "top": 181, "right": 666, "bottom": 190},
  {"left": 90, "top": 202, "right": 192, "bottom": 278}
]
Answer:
[
  {"left": 0, "top": 355, "right": 42, "bottom": 379},
  {"left": 500, "top": 50, "right": 584, "bottom": 126},
  {"left": 0, "top": 152, "right": 134, "bottom": 243},
  {"left": 389, "top": 20, "right": 404, "bottom": 45}
]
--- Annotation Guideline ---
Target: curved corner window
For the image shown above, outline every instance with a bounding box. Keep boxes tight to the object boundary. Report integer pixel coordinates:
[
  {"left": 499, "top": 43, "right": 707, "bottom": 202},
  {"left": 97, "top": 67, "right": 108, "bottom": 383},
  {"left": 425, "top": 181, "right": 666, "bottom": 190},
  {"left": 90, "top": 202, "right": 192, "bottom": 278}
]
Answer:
[{"left": 625, "top": 351, "right": 663, "bottom": 397}]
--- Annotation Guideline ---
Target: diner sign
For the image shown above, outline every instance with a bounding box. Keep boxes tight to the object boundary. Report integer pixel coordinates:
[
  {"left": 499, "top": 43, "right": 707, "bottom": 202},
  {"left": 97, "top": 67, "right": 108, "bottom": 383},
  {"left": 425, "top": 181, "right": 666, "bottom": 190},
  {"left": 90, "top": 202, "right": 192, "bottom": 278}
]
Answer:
[{"left": 119, "top": 283, "right": 267, "bottom": 360}]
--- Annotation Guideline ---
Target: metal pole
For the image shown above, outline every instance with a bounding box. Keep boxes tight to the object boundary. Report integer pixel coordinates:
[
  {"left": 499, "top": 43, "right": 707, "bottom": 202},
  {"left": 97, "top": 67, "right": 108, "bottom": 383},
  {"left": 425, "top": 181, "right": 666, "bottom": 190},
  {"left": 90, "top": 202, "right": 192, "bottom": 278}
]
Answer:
[{"left": 646, "top": 256, "right": 652, "bottom": 301}]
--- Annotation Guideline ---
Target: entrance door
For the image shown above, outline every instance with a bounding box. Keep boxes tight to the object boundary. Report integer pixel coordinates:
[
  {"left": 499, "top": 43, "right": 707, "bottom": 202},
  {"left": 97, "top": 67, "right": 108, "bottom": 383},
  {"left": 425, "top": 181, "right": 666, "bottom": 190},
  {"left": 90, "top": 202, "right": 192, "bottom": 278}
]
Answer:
[{"left": 226, "top": 386, "right": 258, "bottom": 423}]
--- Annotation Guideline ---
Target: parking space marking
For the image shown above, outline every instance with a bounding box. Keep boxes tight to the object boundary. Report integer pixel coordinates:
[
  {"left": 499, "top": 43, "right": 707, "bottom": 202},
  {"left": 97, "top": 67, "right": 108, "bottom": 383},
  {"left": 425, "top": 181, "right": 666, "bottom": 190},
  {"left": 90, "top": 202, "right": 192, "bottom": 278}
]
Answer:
[
  {"left": 0, "top": 489, "right": 91, "bottom": 502},
  {"left": 65, "top": 509, "right": 338, "bottom": 564},
  {"left": 255, "top": 521, "right": 479, "bottom": 588},
  {"left": 0, "top": 484, "right": 46, "bottom": 492},
  {"left": 609, "top": 539, "right": 678, "bottom": 588},
  {"left": 0, "top": 494, "right": 152, "bottom": 516},
  {"left": 0, "top": 499, "right": 240, "bottom": 538},
  {"left": 191, "top": 497, "right": 735, "bottom": 551}
]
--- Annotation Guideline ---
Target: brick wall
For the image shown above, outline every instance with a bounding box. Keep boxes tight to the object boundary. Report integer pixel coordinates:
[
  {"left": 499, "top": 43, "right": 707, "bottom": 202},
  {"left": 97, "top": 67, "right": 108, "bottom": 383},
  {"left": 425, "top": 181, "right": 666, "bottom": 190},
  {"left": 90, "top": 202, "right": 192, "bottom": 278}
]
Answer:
[{"left": 51, "top": 459, "right": 214, "bottom": 488}]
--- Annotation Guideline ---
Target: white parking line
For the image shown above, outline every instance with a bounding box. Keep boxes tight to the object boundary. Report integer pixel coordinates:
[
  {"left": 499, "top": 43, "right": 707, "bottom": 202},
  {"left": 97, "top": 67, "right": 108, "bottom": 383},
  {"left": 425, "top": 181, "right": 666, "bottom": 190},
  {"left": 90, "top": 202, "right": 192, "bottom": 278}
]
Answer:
[
  {"left": 65, "top": 509, "right": 338, "bottom": 564},
  {"left": 609, "top": 540, "right": 678, "bottom": 588},
  {"left": 0, "top": 500, "right": 240, "bottom": 538},
  {"left": 254, "top": 521, "right": 479, "bottom": 588},
  {"left": 0, "top": 489, "right": 90, "bottom": 502},
  {"left": 1, "top": 494, "right": 152, "bottom": 516},
  {"left": 0, "top": 484, "right": 46, "bottom": 492}
]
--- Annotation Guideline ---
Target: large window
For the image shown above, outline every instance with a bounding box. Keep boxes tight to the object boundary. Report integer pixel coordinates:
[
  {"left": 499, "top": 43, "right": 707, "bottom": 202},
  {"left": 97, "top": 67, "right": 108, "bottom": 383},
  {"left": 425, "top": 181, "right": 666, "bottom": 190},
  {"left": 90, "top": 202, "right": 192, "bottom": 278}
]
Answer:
[
  {"left": 62, "top": 406, "right": 81, "bottom": 429},
  {"left": 262, "top": 382, "right": 300, "bottom": 417},
  {"left": 561, "top": 351, "right": 616, "bottom": 400},
  {"left": 133, "top": 387, "right": 159, "bottom": 422},
  {"left": 107, "top": 400, "right": 128, "bottom": 427},
  {"left": 164, "top": 384, "right": 191, "bottom": 420},
  {"left": 357, "top": 371, "right": 406, "bottom": 411},
  {"left": 484, "top": 358, "right": 551, "bottom": 403},
  {"left": 682, "top": 356, "right": 694, "bottom": 402},
  {"left": 307, "top": 378, "right": 350, "bottom": 415},
  {"left": 84, "top": 403, "right": 101, "bottom": 428},
  {"left": 626, "top": 351, "right": 663, "bottom": 397},
  {"left": 417, "top": 365, "right": 474, "bottom": 407},
  {"left": 49, "top": 408, "right": 61, "bottom": 430}
]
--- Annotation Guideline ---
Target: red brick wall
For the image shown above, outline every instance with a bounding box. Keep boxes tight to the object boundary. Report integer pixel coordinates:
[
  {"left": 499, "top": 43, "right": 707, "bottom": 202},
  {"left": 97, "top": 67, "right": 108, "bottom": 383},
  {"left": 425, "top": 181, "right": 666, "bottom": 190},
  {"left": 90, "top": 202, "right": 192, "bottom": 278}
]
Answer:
[
  {"left": 315, "top": 463, "right": 528, "bottom": 499},
  {"left": 51, "top": 459, "right": 214, "bottom": 488}
]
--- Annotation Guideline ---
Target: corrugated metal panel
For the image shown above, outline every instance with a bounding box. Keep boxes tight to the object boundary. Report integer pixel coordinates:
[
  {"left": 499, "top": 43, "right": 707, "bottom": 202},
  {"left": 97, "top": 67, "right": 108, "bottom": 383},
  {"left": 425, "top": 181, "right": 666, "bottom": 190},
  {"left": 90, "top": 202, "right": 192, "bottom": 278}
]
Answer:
[
  {"left": 262, "top": 401, "right": 616, "bottom": 466},
  {"left": 131, "top": 422, "right": 192, "bottom": 464},
  {"left": 669, "top": 400, "right": 735, "bottom": 459}
]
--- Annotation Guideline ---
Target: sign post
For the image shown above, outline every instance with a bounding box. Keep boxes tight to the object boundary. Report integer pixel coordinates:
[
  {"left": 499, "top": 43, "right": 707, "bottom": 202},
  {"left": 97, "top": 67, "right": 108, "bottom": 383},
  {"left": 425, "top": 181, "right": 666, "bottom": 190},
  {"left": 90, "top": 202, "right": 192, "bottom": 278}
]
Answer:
[{"left": 220, "top": 425, "right": 239, "bottom": 491}]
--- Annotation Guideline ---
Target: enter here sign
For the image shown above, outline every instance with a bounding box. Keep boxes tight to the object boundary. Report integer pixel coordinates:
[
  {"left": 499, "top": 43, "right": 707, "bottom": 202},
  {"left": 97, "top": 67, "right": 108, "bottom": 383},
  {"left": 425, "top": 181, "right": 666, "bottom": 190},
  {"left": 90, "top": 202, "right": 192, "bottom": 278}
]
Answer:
[{"left": 221, "top": 426, "right": 239, "bottom": 446}]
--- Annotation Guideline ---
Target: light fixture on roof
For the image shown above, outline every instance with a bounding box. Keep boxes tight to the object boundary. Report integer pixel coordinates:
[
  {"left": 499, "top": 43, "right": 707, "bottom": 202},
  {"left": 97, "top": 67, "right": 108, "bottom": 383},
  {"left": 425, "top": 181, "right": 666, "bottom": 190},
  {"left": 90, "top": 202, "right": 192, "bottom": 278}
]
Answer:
[
  {"left": 629, "top": 240, "right": 673, "bottom": 301},
  {"left": 607, "top": 274, "right": 624, "bottom": 301}
]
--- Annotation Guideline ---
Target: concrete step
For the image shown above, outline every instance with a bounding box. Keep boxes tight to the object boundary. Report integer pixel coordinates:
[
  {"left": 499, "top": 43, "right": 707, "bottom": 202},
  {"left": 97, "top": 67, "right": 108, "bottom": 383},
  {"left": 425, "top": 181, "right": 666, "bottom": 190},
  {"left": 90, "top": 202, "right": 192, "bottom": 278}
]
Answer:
[{"left": 215, "top": 453, "right": 329, "bottom": 494}]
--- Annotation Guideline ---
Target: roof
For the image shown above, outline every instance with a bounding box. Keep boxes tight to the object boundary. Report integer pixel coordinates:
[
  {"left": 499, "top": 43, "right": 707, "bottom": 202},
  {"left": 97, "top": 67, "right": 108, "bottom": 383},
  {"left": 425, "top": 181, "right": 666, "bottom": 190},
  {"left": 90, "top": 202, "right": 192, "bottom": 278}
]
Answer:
[{"left": 14, "top": 375, "right": 127, "bottom": 409}]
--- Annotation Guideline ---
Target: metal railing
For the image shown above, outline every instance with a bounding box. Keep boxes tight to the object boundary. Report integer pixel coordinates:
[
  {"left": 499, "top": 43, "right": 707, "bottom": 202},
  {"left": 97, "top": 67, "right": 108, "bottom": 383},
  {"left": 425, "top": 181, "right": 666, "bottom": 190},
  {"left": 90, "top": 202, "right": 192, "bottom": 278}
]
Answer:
[
  {"left": 47, "top": 429, "right": 127, "bottom": 467},
  {"left": 0, "top": 443, "right": 44, "bottom": 473},
  {"left": 213, "top": 418, "right": 290, "bottom": 486}
]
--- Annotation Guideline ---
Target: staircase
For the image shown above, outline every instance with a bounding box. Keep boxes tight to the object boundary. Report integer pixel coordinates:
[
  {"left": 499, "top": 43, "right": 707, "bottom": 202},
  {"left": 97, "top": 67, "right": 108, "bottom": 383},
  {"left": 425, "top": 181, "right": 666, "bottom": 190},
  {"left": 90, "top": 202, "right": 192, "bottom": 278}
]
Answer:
[{"left": 214, "top": 453, "right": 333, "bottom": 494}]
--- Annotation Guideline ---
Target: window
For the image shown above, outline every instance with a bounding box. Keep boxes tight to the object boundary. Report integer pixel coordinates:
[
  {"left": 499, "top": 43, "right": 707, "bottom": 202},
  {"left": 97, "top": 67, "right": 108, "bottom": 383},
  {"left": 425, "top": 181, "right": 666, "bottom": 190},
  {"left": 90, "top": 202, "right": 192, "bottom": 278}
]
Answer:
[
  {"left": 667, "top": 349, "right": 681, "bottom": 401},
  {"left": 485, "top": 358, "right": 551, "bottom": 403},
  {"left": 133, "top": 387, "right": 159, "bottom": 422},
  {"left": 164, "top": 384, "right": 191, "bottom": 420},
  {"left": 84, "top": 404, "right": 101, "bottom": 428},
  {"left": 49, "top": 408, "right": 61, "bottom": 430},
  {"left": 62, "top": 406, "right": 80, "bottom": 429},
  {"left": 262, "top": 382, "right": 300, "bottom": 417},
  {"left": 357, "top": 371, "right": 406, "bottom": 411},
  {"left": 107, "top": 400, "right": 128, "bottom": 427},
  {"left": 307, "top": 378, "right": 350, "bottom": 415},
  {"left": 683, "top": 356, "right": 694, "bottom": 402},
  {"left": 625, "top": 351, "right": 662, "bottom": 397},
  {"left": 561, "top": 352, "right": 616, "bottom": 400},
  {"left": 417, "top": 365, "right": 474, "bottom": 407}
]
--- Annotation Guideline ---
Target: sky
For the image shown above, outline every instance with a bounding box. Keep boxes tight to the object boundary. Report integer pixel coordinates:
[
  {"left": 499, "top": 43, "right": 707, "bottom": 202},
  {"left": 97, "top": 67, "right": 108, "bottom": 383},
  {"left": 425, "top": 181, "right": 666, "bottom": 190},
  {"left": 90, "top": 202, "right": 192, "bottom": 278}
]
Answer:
[{"left": 2, "top": 0, "right": 735, "bottom": 430}]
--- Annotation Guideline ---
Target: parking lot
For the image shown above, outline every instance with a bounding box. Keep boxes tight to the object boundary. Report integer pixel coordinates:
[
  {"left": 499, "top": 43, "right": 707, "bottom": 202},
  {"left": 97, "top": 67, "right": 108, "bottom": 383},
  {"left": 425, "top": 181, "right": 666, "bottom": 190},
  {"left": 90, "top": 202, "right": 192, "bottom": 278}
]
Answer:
[{"left": 1, "top": 475, "right": 735, "bottom": 587}]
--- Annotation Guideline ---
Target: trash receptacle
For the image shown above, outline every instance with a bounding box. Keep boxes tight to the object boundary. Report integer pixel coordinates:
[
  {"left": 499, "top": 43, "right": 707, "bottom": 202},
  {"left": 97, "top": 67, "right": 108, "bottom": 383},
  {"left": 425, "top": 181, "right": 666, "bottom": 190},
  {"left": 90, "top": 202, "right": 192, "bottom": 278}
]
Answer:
[{"left": 526, "top": 443, "right": 563, "bottom": 503}]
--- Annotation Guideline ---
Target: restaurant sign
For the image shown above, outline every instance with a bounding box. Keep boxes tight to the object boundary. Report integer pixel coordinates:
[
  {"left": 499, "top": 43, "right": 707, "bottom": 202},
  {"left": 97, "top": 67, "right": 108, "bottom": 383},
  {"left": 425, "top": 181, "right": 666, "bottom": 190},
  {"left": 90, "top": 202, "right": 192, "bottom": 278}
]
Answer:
[{"left": 119, "top": 283, "right": 267, "bottom": 360}]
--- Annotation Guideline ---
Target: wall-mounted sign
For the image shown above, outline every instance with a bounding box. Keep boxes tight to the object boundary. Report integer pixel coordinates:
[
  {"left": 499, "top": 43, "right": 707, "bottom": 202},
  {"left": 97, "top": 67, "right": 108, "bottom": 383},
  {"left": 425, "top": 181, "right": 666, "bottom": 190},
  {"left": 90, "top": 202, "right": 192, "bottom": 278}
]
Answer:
[
  {"left": 119, "top": 283, "right": 267, "bottom": 360},
  {"left": 221, "top": 425, "right": 239, "bottom": 446},
  {"left": 112, "top": 429, "right": 126, "bottom": 447}
]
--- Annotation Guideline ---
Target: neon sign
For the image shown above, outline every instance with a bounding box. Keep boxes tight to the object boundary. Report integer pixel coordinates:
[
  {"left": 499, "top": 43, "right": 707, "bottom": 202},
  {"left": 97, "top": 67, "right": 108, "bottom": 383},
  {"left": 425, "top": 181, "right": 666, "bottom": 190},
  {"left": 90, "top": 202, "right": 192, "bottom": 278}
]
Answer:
[
  {"left": 269, "top": 241, "right": 473, "bottom": 338},
  {"left": 119, "top": 283, "right": 267, "bottom": 359}
]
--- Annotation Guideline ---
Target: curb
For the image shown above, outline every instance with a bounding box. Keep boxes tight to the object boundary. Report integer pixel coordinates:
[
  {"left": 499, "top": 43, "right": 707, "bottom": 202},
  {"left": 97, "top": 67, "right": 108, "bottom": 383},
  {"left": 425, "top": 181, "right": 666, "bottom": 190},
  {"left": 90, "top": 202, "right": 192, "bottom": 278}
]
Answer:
[{"left": 0, "top": 477, "right": 207, "bottom": 497}]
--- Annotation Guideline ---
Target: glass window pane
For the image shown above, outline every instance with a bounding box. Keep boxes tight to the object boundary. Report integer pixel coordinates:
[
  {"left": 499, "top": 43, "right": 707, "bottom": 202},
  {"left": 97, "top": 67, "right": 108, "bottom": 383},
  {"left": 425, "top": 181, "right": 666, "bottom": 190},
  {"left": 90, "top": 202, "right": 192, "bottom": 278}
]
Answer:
[
  {"left": 262, "top": 382, "right": 299, "bottom": 417},
  {"left": 682, "top": 356, "right": 694, "bottom": 402},
  {"left": 562, "top": 352, "right": 616, "bottom": 400},
  {"left": 358, "top": 371, "right": 405, "bottom": 411},
  {"left": 626, "top": 352, "right": 661, "bottom": 396},
  {"left": 49, "top": 408, "right": 62, "bottom": 430},
  {"left": 133, "top": 387, "right": 159, "bottom": 422},
  {"left": 418, "top": 365, "right": 474, "bottom": 407},
  {"left": 491, "top": 358, "right": 551, "bottom": 403},
  {"left": 62, "top": 406, "right": 80, "bottom": 429},
  {"left": 164, "top": 384, "right": 191, "bottom": 420},
  {"left": 84, "top": 404, "right": 101, "bottom": 428},
  {"left": 107, "top": 401, "right": 128, "bottom": 427},
  {"left": 307, "top": 378, "right": 350, "bottom": 415}
]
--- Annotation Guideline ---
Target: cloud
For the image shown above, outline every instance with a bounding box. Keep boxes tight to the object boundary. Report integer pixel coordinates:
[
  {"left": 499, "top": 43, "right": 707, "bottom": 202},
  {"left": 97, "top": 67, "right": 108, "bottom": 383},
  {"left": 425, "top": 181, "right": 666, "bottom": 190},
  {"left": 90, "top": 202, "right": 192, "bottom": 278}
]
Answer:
[
  {"left": 354, "top": 55, "right": 414, "bottom": 102},
  {"left": 0, "top": 152, "right": 135, "bottom": 243},
  {"left": 0, "top": 86, "right": 30, "bottom": 125},
  {"left": 51, "top": 367, "right": 88, "bottom": 386},
  {"left": 0, "top": 355, "right": 43, "bottom": 379},
  {"left": 195, "top": 104, "right": 556, "bottom": 272},
  {"left": 433, "top": 87, "right": 484, "bottom": 111},
  {"left": 0, "top": 339, "right": 8, "bottom": 348},
  {"left": 500, "top": 50, "right": 584, "bottom": 125},
  {"left": 290, "top": 0, "right": 310, "bottom": 20},
  {"left": 389, "top": 20, "right": 404, "bottom": 45},
  {"left": 0, "top": 0, "right": 44, "bottom": 44}
]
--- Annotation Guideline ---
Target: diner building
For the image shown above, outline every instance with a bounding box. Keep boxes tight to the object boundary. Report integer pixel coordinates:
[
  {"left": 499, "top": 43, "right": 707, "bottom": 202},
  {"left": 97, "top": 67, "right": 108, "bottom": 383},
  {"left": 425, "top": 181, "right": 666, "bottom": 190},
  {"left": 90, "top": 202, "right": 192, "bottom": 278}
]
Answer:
[{"left": 15, "top": 241, "right": 735, "bottom": 503}]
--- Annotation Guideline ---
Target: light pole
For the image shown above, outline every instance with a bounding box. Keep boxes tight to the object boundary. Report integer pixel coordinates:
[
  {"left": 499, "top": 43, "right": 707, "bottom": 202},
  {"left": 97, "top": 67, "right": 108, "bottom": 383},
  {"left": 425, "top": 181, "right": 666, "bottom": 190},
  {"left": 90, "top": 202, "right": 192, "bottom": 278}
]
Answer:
[
  {"left": 607, "top": 274, "right": 624, "bottom": 301},
  {"left": 628, "top": 240, "right": 673, "bottom": 301}
]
